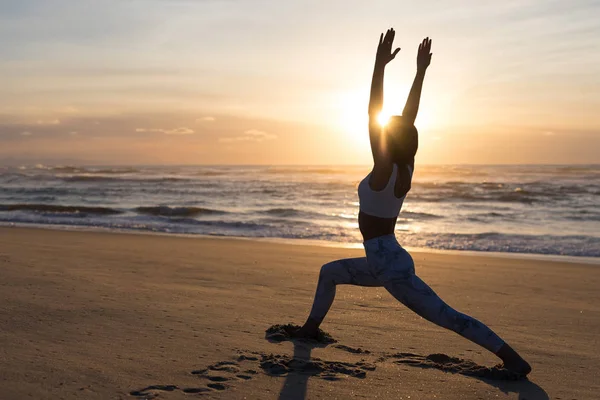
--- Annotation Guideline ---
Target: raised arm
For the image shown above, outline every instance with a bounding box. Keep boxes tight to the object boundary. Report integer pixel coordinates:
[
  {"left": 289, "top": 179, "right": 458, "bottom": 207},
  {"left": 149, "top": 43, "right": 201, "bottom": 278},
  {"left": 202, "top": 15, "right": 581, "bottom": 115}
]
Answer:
[
  {"left": 368, "top": 29, "right": 400, "bottom": 164},
  {"left": 402, "top": 37, "right": 432, "bottom": 125}
]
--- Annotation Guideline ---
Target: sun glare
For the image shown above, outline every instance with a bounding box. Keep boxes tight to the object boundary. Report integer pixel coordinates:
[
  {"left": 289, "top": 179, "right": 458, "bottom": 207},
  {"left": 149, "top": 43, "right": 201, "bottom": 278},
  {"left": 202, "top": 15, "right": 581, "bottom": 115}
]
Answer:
[
  {"left": 377, "top": 112, "right": 391, "bottom": 127},
  {"left": 337, "top": 87, "right": 438, "bottom": 152}
]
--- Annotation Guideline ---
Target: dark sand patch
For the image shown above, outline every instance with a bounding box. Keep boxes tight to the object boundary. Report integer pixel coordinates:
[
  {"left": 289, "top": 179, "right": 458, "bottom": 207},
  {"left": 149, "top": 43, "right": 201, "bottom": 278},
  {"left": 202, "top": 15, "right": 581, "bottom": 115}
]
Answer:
[
  {"left": 385, "top": 352, "right": 527, "bottom": 381},
  {"left": 191, "top": 368, "right": 208, "bottom": 375},
  {"left": 265, "top": 324, "right": 337, "bottom": 344},
  {"left": 207, "top": 383, "right": 228, "bottom": 390},
  {"left": 130, "top": 384, "right": 177, "bottom": 397},
  {"left": 334, "top": 344, "right": 371, "bottom": 354},
  {"left": 131, "top": 358, "right": 256, "bottom": 397},
  {"left": 237, "top": 354, "right": 259, "bottom": 361},
  {"left": 182, "top": 387, "right": 212, "bottom": 394},
  {"left": 259, "top": 353, "right": 375, "bottom": 379},
  {"left": 208, "top": 362, "right": 240, "bottom": 373},
  {"left": 206, "top": 375, "right": 230, "bottom": 382}
]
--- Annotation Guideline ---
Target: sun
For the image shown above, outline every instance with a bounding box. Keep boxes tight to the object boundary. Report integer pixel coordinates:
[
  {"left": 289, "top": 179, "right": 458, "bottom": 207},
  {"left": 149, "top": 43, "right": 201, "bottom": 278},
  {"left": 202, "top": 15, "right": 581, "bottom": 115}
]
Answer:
[
  {"left": 336, "top": 87, "right": 438, "bottom": 149},
  {"left": 377, "top": 111, "right": 391, "bottom": 127}
]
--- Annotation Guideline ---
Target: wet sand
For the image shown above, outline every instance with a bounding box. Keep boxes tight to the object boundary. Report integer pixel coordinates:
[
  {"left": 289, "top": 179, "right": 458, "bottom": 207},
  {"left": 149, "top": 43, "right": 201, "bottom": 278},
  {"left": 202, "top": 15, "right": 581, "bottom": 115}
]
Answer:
[{"left": 1, "top": 227, "right": 598, "bottom": 399}]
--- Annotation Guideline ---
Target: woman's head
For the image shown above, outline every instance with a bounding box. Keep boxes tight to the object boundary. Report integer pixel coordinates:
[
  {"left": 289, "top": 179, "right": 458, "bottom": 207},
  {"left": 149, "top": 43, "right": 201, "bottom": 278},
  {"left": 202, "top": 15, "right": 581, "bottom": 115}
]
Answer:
[{"left": 385, "top": 116, "right": 418, "bottom": 164}]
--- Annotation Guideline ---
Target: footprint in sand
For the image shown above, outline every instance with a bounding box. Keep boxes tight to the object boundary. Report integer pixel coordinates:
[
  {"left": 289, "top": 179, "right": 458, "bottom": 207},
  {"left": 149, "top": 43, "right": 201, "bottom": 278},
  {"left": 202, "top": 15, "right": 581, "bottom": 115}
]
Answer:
[
  {"left": 129, "top": 384, "right": 205, "bottom": 398},
  {"left": 264, "top": 324, "right": 525, "bottom": 382},
  {"left": 380, "top": 352, "right": 527, "bottom": 381},
  {"left": 132, "top": 326, "right": 522, "bottom": 398},
  {"left": 130, "top": 358, "right": 259, "bottom": 398},
  {"left": 262, "top": 324, "right": 377, "bottom": 381},
  {"left": 130, "top": 384, "right": 212, "bottom": 398},
  {"left": 258, "top": 352, "right": 376, "bottom": 380},
  {"left": 265, "top": 324, "right": 337, "bottom": 345},
  {"left": 334, "top": 344, "right": 371, "bottom": 354}
]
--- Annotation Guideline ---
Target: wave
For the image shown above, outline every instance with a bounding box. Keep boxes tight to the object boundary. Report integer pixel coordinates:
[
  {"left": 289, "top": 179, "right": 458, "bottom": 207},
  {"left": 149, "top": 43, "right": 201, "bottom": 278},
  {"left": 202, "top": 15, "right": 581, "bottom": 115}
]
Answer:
[
  {"left": 255, "top": 217, "right": 312, "bottom": 226},
  {"left": 245, "top": 207, "right": 440, "bottom": 222},
  {"left": 258, "top": 208, "right": 310, "bottom": 218},
  {"left": 426, "top": 180, "right": 596, "bottom": 194},
  {"left": 409, "top": 194, "right": 536, "bottom": 204},
  {"left": 61, "top": 175, "right": 123, "bottom": 182},
  {"left": 0, "top": 203, "right": 122, "bottom": 215},
  {"left": 553, "top": 165, "right": 600, "bottom": 174},
  {"left": 61, "top": 175, "right": 189, "bottom": 183},
  {"left": 88, "top": 167, "right": 140, "bottom": 174},
  {"left": 256, "top": 207, "right": 349, "bottom": 220},
  {"left": 134, "top": 206, "right": 226, "bottom": 217},
  {"left": 265, "top": 167, "right": 349, "bottom": 175},
  {"left": 562, "top": 210, "right": 600, "bottom": 222},
  {"left": 31, "top": 165, "right": 141, "bottom": 174},
  {"left": 191, "top": 220, "right": 270, "bottom": 230},
  {"left": 400, "top": 211, "right": 442, "bottom": 219},
  {"left": 410, "top": 189, "right": 540, "bottom": 204},
  {"left": 255, "top": 208, "right": 441, "bottom": 221},
  {"left": 403, "top": 232, "right": 600, "bottom": 258},
  {"left": 0, "top": 215, "right": 270, "bottom": 235},
  {"left": 191, "top": 170, "right": 230, "bottom": 177}
]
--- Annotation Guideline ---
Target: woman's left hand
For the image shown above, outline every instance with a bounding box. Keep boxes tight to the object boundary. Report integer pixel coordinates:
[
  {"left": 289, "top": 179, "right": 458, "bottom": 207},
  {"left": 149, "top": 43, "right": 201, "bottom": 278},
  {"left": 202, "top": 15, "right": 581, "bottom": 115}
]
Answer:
[{"left": 376, "top": 28, "right": 401, "bottom": 67}]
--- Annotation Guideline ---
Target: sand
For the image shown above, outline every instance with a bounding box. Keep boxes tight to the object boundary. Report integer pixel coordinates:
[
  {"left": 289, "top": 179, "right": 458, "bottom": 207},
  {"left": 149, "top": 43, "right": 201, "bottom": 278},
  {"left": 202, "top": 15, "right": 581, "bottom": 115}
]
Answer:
[{"left": 1, "top": 227, "right": 599, "bottom": 399}]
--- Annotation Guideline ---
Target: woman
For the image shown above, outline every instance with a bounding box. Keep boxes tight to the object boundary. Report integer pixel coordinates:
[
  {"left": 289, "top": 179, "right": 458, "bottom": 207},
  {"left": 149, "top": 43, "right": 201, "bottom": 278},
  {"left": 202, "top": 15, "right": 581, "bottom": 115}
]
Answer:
[{"left": 295, "top": 29, "right": 531, "bottom": 376}]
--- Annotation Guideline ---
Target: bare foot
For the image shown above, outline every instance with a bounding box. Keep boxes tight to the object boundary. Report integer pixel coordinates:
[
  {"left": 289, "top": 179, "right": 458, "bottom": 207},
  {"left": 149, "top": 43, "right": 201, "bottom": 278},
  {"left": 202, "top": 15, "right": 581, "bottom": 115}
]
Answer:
[
  {"left": 496, "top": 343, "right": 532, "bottom": 376},
  {"left": 292, "top": 318, "right": 321, "bottom": 340},
  {"left": 292, "top": 325, "right": 319, "bottom": 340}
]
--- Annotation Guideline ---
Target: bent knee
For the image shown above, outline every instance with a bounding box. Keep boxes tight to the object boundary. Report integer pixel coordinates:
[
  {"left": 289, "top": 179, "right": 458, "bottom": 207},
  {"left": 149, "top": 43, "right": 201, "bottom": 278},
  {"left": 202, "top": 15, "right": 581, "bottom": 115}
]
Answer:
[
  {"left": 318, "top": 261, "right": 349, "bottom": 285},
  {"left": 402, "top": 250, "right": 416, "bottom": 274},
  {"left": 319, "top": 262, "right": 338, "bottom": 279}
]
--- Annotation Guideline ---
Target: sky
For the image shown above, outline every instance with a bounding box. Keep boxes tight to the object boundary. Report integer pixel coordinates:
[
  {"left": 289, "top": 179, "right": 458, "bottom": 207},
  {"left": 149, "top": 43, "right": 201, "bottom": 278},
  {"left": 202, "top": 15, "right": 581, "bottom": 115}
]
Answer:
[{"left": 0, "top": 0, "right": 599, "bottom": 165}]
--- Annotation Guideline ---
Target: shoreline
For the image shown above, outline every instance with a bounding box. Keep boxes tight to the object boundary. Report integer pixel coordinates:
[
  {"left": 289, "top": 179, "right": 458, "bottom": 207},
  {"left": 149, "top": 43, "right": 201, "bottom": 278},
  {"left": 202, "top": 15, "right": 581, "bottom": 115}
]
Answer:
[{"left": 2, "top": 222, "right": 598, "bottom": 265}]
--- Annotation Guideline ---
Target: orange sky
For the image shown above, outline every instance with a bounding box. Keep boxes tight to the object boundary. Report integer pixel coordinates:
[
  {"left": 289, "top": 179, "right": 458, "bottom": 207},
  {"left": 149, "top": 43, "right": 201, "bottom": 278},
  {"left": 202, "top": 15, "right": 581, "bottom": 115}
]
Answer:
[{"left": 1, "top": 1, "right": 599, "bottom": 165}]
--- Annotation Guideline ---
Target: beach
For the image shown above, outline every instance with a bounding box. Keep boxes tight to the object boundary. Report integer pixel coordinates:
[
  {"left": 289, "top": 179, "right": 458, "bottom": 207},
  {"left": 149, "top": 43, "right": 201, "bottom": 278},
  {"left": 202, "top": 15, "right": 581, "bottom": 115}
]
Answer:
[{"left": 1, "top": 227, "right": 599, "bottom": 399}]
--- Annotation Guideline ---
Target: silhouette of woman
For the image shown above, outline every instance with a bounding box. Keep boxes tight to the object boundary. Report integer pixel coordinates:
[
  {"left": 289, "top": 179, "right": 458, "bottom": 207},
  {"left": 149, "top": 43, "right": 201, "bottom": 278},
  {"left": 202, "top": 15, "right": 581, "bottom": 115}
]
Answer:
[{"left": 295, "top": 28, "right": 531, "bottom": 376}]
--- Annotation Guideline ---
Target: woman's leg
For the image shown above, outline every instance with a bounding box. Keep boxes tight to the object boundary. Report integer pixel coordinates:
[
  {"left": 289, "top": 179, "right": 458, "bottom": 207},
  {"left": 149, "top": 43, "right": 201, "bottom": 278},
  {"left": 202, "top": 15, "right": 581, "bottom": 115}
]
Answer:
[
  {"left": 383, "top": 271, "right": 531, "bottom": 374},
  {"left": 296, "top": 257, "right": 380, "bottom": 337},
  {"left": 383, "top": 271, "right": 505, "bottom": 353},
  {"left": 377, "top": 249, "right": 530, "bottom": 374}
]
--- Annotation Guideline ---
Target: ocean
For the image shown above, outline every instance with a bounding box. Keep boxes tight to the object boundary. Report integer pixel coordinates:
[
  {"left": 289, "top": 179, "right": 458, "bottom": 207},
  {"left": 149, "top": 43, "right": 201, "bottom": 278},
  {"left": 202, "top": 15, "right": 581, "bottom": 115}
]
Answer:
[{"left": 0, "top": 164, "right": 598, "bottom": 258}]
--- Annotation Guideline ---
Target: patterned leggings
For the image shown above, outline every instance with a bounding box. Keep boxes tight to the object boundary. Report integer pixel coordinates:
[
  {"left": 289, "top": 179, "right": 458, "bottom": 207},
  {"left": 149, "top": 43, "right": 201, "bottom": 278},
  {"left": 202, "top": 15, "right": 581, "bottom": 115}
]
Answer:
[{"left": 307, "top": 234, "right": 504, "bottom": 353}]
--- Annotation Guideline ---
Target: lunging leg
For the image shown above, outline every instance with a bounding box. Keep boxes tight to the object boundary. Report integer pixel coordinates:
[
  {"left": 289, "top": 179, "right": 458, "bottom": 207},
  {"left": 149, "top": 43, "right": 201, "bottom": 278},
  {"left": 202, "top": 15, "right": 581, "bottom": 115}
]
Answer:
[
  {"left": 296, "top": 257, "right": 380, "bottom": 338},
  {"left": 382, "top": 266, "right": 531, "bottom": 374}
]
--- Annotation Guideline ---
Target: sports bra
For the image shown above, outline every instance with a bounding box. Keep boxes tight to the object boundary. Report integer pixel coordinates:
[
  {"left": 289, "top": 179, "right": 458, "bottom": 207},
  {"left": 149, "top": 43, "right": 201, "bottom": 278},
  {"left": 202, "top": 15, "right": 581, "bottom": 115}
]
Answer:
[{"left": 358, "top": 163, "right": 413, "bottom": 219}]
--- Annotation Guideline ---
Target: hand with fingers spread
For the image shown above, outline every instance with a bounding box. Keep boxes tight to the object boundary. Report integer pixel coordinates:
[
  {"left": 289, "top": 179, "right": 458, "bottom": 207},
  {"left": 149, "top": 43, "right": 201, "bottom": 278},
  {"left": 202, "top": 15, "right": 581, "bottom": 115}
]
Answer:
[
  {"left": 376, "top": 28, "right": 401, "bottom": 67},
  {"left": 417, "top": 37, "right": 432, "bottom": 71}
]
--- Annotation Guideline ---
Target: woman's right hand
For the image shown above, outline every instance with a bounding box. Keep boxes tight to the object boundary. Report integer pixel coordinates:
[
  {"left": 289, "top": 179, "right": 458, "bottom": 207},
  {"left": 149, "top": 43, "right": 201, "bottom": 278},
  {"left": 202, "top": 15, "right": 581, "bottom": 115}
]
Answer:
[{"left": 376, "top": 28, "right": 401, "bottom": 67}]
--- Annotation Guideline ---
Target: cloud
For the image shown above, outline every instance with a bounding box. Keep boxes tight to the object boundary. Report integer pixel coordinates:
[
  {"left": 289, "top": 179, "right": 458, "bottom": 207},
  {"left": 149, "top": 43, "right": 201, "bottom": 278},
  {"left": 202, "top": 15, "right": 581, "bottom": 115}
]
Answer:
[
  {"left": 36, "top": 119, "right": 61, "bottom": 125},
  {"left": 136, "top": 127, "right": 194, "bottom": 135},
  {"left": 543, "top": 131, "right": 556, "bottom": 136},
  {"left": 69, "top": 131, "right": 79, "bottom": 136},
  {"left": 219, "top": 129, "right": 277, "bottom": 143},
  {"left": 245, "top": 129, "right": 276, "bottom": 139},
  {"left": 197, "top": 116, "right": 216, "bottom": 122},
  {"left": 20, "top": 131, "right": 32, "bottom": 136},
  {"left": 165, "top": 127, "right": 194, "bottom": 135}
]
